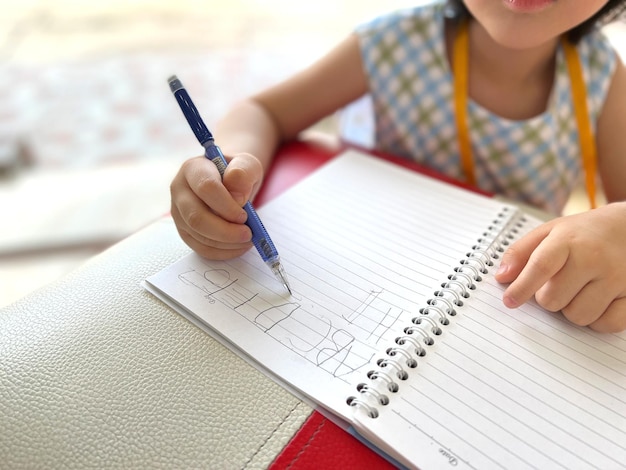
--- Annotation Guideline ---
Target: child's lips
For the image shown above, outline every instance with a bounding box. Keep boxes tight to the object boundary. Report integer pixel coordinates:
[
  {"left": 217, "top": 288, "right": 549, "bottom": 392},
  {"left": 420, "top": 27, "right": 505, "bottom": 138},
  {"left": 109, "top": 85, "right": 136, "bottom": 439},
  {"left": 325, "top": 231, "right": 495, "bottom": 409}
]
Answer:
[{"left": 503, "top": 0, "right": 556, "bottom": 13}]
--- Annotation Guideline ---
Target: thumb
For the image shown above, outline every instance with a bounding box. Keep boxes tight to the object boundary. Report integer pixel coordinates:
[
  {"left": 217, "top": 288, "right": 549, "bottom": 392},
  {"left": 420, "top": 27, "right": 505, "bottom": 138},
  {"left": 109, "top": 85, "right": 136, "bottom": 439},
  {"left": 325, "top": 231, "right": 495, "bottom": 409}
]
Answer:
[{"left": 222, "top": 153, "right": 264, "bottom": 207}]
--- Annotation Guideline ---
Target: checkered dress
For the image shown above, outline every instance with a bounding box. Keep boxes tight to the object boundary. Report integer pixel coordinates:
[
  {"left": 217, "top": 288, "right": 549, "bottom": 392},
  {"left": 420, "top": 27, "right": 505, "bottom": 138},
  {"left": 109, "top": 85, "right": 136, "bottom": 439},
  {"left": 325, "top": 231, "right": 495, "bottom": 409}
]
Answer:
[{"left": 356, "top": 1, "right": 616, "bottom": 213}]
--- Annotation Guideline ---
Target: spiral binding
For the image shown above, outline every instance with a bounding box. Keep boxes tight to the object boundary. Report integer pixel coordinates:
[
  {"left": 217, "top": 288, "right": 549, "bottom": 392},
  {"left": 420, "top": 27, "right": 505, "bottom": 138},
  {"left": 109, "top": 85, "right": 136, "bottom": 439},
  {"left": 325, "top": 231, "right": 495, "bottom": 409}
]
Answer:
[{"left": 347, "top": 207, "right": 527, "bottom": 418}]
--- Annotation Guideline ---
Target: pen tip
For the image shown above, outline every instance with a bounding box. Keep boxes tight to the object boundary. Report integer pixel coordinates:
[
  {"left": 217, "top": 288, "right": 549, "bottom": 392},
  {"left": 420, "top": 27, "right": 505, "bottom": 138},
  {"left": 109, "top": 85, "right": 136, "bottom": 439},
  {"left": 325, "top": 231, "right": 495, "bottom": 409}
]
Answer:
[
  {"left": 268, "top": 260, "right": 292, "bottom": 296},
  {"left": 277, "top": 268, "right": 292, "bottom": 296}
]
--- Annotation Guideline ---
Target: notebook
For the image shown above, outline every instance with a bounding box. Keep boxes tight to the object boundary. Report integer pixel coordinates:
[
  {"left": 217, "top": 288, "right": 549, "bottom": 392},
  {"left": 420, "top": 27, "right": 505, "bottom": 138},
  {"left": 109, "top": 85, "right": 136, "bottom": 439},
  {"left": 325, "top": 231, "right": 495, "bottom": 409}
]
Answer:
[{"left": 144, "top": 149, "right": 626, "bottom": 470}]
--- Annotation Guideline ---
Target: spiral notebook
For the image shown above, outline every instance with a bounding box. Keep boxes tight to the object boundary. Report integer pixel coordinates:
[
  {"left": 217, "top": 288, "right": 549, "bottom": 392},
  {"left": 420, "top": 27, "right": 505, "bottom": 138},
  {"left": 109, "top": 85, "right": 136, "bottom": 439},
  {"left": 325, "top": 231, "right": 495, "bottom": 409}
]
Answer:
[{"left": 144, "top": 149, "right": 626, "bottom": 470}]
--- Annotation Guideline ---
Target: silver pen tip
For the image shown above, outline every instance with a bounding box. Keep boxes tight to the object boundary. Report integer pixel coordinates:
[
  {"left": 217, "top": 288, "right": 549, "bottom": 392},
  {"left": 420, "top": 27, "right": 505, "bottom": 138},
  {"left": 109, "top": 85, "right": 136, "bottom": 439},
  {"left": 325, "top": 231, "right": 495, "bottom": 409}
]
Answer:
[
  {"left": 271, "top": 261, "right": 292, "bottom": 295},
  {"left": 282, "top": 275, "right": 293, "bottom": 296}
]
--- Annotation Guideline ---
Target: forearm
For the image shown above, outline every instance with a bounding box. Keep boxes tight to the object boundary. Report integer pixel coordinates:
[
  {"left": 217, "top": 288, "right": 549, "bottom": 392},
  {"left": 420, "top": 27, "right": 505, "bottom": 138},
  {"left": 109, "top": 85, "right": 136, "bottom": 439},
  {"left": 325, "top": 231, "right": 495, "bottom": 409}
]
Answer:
[{"left": 213, "top": 98, "right": 282, "bottom": 172}]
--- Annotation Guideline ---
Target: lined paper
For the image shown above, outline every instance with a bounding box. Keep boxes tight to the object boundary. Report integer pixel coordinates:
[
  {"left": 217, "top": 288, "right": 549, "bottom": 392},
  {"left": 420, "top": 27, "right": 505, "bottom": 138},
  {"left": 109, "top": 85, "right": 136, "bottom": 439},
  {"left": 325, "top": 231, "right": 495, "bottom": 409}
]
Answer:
[{"left": 145, "top": 150, "right": 626, "bottom": 470}]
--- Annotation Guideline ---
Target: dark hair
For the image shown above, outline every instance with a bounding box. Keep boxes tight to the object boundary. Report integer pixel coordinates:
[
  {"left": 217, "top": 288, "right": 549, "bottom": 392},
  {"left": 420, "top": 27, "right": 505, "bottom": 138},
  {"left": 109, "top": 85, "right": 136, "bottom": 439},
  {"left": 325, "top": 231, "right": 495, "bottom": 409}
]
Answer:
[{"left": 445, "top": 0, "right": 626, "bottom": 43}]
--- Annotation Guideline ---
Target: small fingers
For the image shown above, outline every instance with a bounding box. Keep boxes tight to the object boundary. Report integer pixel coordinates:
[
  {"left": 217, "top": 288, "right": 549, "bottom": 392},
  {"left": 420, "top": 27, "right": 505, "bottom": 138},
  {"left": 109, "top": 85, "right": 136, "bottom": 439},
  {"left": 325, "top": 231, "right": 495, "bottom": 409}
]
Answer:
[
  {"left": 494, "top": 206, "right": 626, "bottom": 332},
  {"left": 177, "top": 227, "right": 253, "bottom": 260},
  {"left": 554, "top": 279, "right": 612, "bottom": 326},
  {"left": 170, "top": 203, "right": 252, "bottom": 260},
  {"left": 182, "top": 157, "right": 248, "bottom": 223},
  {"left": 170, "top": 200, "right": 251, "bottom": 245},
  {"left": 588, "top": 297, "right": 626, "bottom": 333},
  {"left": 495, "top": 222, "right": 554, "bottom": 284},
  {"left": 533, "top": 255, "right": 593, "bottom": 313},
  {"left": 222, "top": 152, "right": 264, "bottom": 205},
  {"left": 501, "top": 234, "right": 570, "bottom": 309},
  {"left": 169, "top": 158, "right": 253, "bottom": 260},
  {"left": 171, "top": 177, "right": 251, "bottom": 242}
]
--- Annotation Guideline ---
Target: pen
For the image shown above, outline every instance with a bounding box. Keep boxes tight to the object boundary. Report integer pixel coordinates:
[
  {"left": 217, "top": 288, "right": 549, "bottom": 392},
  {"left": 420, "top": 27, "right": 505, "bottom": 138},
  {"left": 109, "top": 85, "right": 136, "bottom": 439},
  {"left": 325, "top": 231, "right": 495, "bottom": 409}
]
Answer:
[{"left": 168, "top": 75, "right": 292, "bottom": 295}]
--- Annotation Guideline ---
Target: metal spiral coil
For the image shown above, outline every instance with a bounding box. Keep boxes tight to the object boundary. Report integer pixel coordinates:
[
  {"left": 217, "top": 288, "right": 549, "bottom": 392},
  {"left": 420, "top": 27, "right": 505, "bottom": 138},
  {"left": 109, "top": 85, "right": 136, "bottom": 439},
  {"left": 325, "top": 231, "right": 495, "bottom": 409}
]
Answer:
[{"left": 347, "top": 207, "right": 528, "bottom": 419}]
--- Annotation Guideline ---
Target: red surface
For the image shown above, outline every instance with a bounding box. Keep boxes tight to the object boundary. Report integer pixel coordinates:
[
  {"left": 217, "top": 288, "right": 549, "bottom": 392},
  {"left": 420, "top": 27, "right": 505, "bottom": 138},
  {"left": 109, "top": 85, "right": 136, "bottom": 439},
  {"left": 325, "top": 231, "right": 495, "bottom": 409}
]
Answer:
[
  {"left": 255, "top": 138, "right": 488, "bottom": 207},
  {"left": 269, "top": 412, "right": 396, "bottom": 470},
  {"left": 254, "top": 139, "right": 340, "bottom": 206}
]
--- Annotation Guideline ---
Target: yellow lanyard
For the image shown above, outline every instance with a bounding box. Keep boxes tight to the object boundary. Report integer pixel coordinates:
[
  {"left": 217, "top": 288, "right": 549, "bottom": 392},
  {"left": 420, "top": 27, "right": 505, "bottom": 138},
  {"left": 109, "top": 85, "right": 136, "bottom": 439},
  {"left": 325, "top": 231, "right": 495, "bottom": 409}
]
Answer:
[{"left": 453, "top": 19, "right": 598, "bottom": 209}]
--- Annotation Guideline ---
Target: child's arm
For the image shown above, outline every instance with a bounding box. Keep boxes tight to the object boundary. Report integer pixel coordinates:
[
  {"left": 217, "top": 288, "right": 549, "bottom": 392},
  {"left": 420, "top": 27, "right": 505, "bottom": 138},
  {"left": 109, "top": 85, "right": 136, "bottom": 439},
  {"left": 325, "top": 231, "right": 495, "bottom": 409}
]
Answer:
[
  {"left": 495, "top": 58, "right": 626, "bottom": 333},
  {"left": 169, "top": 34, "right": 369, "bottom": 260}
]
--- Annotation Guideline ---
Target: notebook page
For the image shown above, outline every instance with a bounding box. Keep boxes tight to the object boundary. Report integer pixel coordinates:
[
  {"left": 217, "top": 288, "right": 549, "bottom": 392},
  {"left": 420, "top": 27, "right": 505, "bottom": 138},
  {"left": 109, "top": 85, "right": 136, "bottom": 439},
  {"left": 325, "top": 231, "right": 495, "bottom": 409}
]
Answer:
[
  {"left": 351, "top": 212, "right": 626, "bottom": 470},
  {"left": 145, "top": 149, "right": 517, "bottom": 425}
]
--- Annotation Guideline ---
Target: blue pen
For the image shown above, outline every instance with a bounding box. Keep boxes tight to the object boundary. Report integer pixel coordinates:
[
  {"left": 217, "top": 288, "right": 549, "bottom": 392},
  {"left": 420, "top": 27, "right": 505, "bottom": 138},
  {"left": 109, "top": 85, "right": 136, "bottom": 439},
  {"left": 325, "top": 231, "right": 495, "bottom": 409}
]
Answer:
[{"left": 168, "top": 75, "right": 292, "bottom": 295}]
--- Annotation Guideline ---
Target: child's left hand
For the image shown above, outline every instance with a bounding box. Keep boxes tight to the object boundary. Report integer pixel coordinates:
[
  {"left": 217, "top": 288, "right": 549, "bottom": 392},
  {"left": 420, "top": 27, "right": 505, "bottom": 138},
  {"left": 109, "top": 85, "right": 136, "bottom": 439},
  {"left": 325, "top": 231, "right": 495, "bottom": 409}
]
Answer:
[{"left": 494, "top": 201, "right": 626, "bottom": 333}]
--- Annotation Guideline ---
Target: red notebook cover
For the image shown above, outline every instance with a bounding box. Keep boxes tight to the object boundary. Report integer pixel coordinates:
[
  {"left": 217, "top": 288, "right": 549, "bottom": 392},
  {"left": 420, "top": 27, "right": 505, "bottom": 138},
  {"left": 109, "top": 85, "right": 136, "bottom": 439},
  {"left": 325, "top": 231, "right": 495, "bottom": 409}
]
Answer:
[
  {"left": 270, "top": 411, "right": 396, "bottom": 470},
  {"left": 255, "top": 139, "right": 487, "bottom": 207}
]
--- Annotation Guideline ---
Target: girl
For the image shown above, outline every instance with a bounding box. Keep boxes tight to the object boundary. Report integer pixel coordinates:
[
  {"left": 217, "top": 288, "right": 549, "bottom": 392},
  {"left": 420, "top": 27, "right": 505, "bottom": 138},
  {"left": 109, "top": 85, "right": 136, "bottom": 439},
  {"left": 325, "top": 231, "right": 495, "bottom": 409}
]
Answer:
[{"left": 170, "top": 0, "right": 626, "bottom": 332}]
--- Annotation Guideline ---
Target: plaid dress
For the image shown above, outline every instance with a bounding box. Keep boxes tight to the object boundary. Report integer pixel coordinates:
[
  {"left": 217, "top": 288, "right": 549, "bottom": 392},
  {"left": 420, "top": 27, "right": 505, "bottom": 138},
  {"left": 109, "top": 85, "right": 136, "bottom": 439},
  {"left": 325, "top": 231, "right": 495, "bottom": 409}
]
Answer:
[{"left": 356, "top": 1, "right": 616, "bottom": 213}]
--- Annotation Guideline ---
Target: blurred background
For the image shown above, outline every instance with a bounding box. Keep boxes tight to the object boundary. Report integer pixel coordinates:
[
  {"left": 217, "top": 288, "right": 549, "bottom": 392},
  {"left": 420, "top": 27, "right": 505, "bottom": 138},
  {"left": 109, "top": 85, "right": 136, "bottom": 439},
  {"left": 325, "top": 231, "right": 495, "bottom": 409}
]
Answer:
[
  {"left": 0, "top": 0, "right": 624, "bottom": 307},
  {"left": 0, "top": 0, "right": 417, "bottom": 307}
]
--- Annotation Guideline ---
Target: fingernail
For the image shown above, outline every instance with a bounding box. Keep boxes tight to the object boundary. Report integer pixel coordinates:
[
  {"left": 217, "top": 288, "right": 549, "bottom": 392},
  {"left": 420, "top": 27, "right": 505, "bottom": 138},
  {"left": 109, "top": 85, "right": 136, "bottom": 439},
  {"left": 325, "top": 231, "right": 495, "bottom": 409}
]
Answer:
[
  {"left": 240, "top": 226, "right": 252, "bottom": 242},
  {"left": 236, "top": 209, "right": 248, "bottom": 224},
  {"left": 496, "top": 263, "right": 509, "bottom": 276},
  {"left": 231, "top": 192, "right": 246, "bottom": 207},
  {"left": 503, "top": 293, "right": 519, "bottom": 309}
]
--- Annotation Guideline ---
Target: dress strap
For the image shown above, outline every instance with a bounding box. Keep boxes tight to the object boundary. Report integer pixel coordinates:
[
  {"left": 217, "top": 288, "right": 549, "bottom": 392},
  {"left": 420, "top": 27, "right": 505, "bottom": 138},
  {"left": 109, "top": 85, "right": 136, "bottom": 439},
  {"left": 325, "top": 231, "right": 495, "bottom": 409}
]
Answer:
[
  {"left": 452, "top": 19, "right": 598, "bottom": 209},
  {"left": 452, "top": 19, "right": 474, "bottom": 187},
  {"left": 562, "top": 37, "right": 598, "bottom": 209}
]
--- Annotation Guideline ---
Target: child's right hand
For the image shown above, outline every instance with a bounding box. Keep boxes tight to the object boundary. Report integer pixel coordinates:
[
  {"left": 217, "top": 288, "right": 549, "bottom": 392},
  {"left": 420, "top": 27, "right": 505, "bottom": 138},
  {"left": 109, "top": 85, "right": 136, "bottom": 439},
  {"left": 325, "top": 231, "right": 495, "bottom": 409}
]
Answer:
[{"left": 169, "top": 152, "right": 264, "bottom": 260}]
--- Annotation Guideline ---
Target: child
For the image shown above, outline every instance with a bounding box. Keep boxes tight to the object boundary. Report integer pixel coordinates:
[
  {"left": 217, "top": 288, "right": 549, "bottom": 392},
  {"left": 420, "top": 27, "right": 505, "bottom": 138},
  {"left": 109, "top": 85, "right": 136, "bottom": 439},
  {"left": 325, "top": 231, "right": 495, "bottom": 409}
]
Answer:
[{"left": 169, "top": 0, "right": 626, "bottom": 333}]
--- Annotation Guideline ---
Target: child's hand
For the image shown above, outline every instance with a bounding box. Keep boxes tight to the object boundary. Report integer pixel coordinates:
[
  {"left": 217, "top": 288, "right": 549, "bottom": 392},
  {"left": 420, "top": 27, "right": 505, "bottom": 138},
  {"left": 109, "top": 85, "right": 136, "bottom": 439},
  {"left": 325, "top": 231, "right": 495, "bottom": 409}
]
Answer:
[
  {"left": 169, "top": 152, "right": 264, "bottom": 260},
  {"left": 495, "top": 202, "right": 626, "bottom": 333}
]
